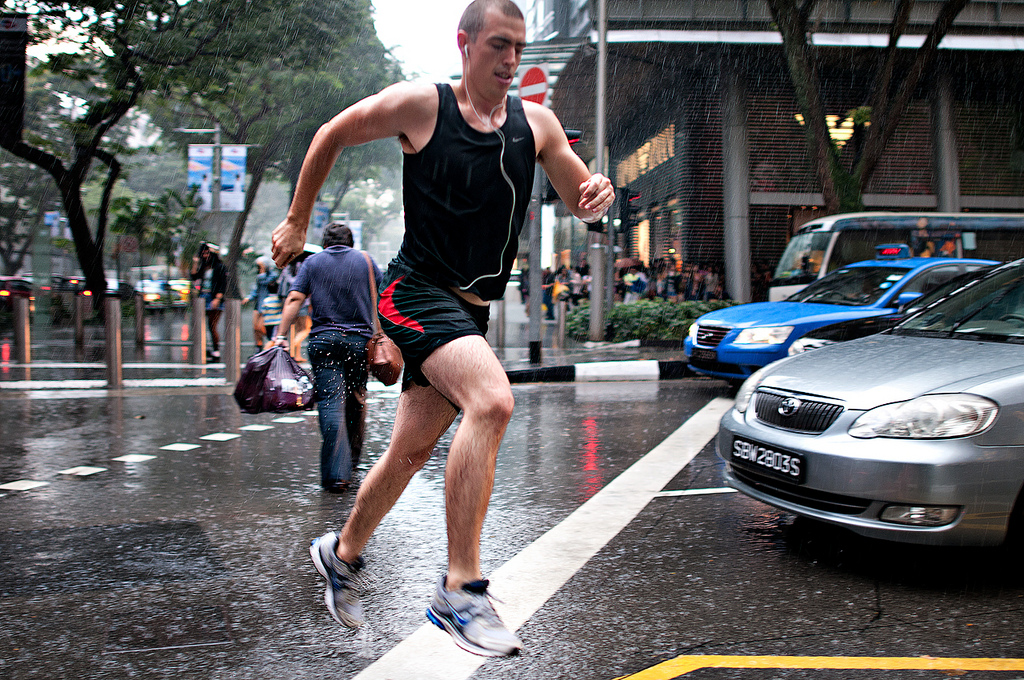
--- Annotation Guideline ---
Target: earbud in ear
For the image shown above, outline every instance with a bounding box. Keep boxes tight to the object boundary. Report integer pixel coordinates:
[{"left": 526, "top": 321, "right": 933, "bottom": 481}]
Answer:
[{"left": 462, "top": 45, "right": 468, "bottom": 59}]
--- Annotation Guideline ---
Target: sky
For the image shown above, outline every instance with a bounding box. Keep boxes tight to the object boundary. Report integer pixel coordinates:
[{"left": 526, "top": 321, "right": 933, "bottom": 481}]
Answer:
[{"left": 371, "top": 0, "right": 527, "bottom": 84}]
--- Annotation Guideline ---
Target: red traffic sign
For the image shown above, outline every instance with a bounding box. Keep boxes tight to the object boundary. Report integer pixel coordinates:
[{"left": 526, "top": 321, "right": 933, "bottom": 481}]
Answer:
[{"left": 519, "top": 66, "right": 548, "bottom": 105}]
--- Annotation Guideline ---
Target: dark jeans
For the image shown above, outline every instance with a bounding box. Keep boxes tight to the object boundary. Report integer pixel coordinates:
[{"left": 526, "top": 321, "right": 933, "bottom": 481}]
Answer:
[{"left": 307, "top": 331, "right": 368, "bottom": 487}]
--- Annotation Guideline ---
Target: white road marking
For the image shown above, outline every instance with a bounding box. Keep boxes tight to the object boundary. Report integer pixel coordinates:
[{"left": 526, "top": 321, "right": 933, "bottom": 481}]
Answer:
[
  {"left": 161, "top": 443, "right": 201, "bottom": 451},
  {"left": 352, "top": 397, "right": 734, "bottom": 680},
  {"left": 271, "top": 417, "right": 305, "bottom": 424},
  {"left": 656, "top": 487, "right": 737, "bottom": 498},
  {"left": 0, "top": 378, "right": 227, "bottom": 390},
  {"left": 199, "top": 433, "right": 241, "bottom": 442},
  {"left": 0, "top": 480, "right": 50, "bottom": 491},
  {"left": 239, "top": 424, "right": 274, "bottom": 431},
  {"left": 57, "top": 466, "right": 107, "bottom": 476},
  {"left": 112, "top": 454, "right": 156, "bottom": 463}
]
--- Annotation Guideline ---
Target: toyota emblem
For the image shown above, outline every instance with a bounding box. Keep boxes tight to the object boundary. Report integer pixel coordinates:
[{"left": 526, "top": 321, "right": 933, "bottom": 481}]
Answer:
[{"left": 778, "top": 397, "right": 802, "bottom": 417}]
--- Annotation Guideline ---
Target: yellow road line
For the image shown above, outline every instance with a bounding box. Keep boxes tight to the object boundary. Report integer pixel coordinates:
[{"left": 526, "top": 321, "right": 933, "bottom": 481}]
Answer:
[{"left": 615, "top": 655, "right": 1024, "bottom": 679}]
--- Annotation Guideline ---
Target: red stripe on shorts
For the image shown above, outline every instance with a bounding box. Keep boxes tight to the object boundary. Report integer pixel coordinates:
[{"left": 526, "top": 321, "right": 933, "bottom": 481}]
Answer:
[{"left": 379, "top": 276, "right": 425, "bottom": 333}]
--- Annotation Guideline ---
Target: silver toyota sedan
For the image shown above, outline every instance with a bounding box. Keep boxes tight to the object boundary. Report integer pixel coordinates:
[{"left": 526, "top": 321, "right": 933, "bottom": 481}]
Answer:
[{"left": 717, "top": 258, "right": 1024, "bottom": 547}]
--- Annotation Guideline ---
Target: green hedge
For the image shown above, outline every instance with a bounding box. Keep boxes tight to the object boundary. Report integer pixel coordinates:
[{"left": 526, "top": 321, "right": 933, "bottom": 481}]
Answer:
[{"left": 565, "top": 299, "right": 738, "bottom": 342}]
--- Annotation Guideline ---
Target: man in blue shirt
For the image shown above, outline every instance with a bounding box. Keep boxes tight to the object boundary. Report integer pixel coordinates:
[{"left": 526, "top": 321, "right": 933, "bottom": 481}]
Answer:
[{"left": 274, "top": 223, "right": 382, "bottom": 492}]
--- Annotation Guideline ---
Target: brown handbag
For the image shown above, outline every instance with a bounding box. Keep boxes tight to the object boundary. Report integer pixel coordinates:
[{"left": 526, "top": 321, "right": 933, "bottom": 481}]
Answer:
[{"left": 363, "top": 252, "right": 403, "bottom": 385}]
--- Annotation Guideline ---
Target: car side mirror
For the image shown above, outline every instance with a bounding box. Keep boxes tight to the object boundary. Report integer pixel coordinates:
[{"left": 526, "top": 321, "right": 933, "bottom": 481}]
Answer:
[{"left": 895, "top": 291, "right": 923, "bottom": 311}]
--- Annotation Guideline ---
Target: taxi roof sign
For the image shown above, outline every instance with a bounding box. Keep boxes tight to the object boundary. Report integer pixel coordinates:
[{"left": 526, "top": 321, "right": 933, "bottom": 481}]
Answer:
[{"left": 875, "top": 244, "right": 911, "bottom": 259}]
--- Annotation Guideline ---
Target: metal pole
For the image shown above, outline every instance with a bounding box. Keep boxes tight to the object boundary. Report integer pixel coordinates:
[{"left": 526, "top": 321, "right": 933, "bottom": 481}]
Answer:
[
  {"left": 74, "top": 294, "right": 86, "bottom": 347},
  {"left": 528, "top": 167, "right": 544, "bottom": 364},
  {"left": 590, "top": 0, "right": 610, "bottom": 338},
  {"left": 105, "top": 297, "right": 122, "bottom": 388},
  {"left": 588, "top": 242, "right": 605, "bottom": 341},
  {"left": 134, "top": 292, "right": 145, "bottom": 345},
  {"left": 223, "top": 298, "right": 241, "bottom": 383},
  {"left": 555, "top": 299, "right": 567, "bottom": 349},
  {"left": 191, "top": 297, "right": 206, "bottom": 364},
  {"left": 495, "top": 297, "right": 506, "bottom": 348},
  {"left": 212, "top": 123, "right": 221, "bottom": 213},
  {"left": 13, "top": 296, "right": 30, "bottom": 364}
]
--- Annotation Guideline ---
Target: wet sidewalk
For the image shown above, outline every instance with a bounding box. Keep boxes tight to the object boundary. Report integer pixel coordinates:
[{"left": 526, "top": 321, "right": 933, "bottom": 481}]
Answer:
[{"left": 0, "top": 299, "right": 692, "bottom": 391}]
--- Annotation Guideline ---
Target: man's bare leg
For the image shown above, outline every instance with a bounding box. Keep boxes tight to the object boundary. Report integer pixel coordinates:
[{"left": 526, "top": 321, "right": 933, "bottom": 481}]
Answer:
[
  {"left": 335, "top": 383, "right": 458, "bottom": 564},
  {"left": 415, "top": 335, "right": 514, "bottom": 591}
]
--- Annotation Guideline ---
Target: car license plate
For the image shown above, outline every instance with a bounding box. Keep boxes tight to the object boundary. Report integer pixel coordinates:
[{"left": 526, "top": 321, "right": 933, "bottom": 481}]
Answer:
[
  {"left": 691, "top": 347, "right": 717, "bottom": 364},
  {"left": 731, "top": 437, "right": 805, "bottom": 484}
]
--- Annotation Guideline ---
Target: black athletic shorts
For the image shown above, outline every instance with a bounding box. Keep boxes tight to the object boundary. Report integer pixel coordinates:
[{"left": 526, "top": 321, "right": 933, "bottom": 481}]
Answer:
[{"left": 377, "top": 262, "right": 490, "bottom": 389}]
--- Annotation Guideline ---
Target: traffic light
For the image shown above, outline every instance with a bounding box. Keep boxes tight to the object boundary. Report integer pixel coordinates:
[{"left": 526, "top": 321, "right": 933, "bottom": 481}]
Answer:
[{"left": 618, "top": 189, "right": 641, "bottom": 233}]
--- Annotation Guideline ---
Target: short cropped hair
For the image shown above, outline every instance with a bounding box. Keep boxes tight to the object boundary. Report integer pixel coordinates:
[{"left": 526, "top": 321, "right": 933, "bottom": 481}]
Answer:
[
  {"left": 322, "top": 222, "right": 354, "bottom": 248},
  {"left": 459, "top": 0, "right": 524, "bottom": 42}
]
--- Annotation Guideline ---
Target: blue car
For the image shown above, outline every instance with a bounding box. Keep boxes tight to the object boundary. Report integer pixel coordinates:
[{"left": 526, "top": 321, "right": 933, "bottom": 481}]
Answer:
[{"left": 685, "top": 247, "right": 996, "bottom": 382}]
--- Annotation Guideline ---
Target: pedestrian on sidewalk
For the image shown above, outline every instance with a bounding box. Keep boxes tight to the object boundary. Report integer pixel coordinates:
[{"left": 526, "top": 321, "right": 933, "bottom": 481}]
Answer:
[
  {"left": 278, "top": 252, "right": 314, "bottom": 362},
  {"left": 243, "top": 258, "right": 276, "bottom": 351},
  {"left": 273, "top": 223, "right": 378, "bottom": 493},
  {"left": 189, "top": 242, "right": 226, "bottom": 360},
  {"left": 272, "top": 0, "right": 614, "bottom": 657},
  {"left": 259, "top": 280, "right": 283, "bottom": 341}
]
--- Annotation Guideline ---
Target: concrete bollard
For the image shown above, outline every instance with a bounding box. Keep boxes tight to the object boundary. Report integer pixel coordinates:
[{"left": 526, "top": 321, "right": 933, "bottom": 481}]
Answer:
[
  {"left": 223, "top": 298, "right": 241, "bottom": 384},
  {"left": 74, "top": 295, "right": 87, "bottom": 347},
  {"left": 135, "top": 292, "right": 145, "bottom": 345},
  {"left": 13, "top": 296, "right": 30, "bottom": 364},
  {"left": 191, "top": 298, "right": 206, "bottom": 365},
  {"left": 105, "top": 297, "right": 122, "bottom": 388}
]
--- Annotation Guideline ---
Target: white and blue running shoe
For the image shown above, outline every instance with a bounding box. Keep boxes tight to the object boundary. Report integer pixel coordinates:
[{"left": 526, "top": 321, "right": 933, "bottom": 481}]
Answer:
[
  {"left": 309, "top": 532, "right": 365, "bottom": 627},
  {"left": 426, "top": 575, "right": 522, "bottom": 657}
]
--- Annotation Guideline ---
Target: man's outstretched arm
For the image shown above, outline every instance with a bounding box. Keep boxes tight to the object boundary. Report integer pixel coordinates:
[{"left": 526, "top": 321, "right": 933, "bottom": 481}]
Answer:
[
  {"left": 528, "top": 102, "right": 615, "bottom": 225},
  {"left": 272, "top": 83, "right": 437, "bottom": 267}
]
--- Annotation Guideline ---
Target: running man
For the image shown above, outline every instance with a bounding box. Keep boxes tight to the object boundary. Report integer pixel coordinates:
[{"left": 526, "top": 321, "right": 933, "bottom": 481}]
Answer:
[{"left": 272, "top": 0, "right": 614, "bottom": 657}]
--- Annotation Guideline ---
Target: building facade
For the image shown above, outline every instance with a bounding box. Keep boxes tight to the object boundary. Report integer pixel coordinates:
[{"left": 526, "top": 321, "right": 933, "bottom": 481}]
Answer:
[{"left": 521, "top": 0, "right": 1024, "bottom": 299}]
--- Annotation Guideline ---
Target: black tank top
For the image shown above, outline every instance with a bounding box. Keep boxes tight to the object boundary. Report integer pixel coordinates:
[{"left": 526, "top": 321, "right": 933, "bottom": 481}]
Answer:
[{"left": 396, "top": 83, "right": 536, "bottom": 301}]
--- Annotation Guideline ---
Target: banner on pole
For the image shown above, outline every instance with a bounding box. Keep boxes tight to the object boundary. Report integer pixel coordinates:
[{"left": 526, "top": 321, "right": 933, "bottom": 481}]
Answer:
[
  {"left": 220, "top": 146, "right": 247, "bottom": 212},
  {"left": 187, "top": 144, "right": 214, "bottom": 211},
  {"left": 0, "top": 15, "right": 28, "bottom": 147}
]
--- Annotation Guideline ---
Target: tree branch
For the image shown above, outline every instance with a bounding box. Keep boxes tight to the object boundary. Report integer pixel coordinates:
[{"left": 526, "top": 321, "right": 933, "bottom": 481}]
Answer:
[{"left": 858, "top": 0, "right": 970, "bottom": 187}]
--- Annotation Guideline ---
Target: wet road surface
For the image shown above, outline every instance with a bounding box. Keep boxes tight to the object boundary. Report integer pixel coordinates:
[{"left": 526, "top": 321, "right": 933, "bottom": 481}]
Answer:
[{"left": 2, "top": 379, "right": 1024, "bottom": 679}]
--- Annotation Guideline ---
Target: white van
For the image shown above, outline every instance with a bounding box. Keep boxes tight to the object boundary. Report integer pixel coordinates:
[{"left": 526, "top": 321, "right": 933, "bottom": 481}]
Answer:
[{"left": 769, "top": 212, "right": 1024, "bottom": 300}]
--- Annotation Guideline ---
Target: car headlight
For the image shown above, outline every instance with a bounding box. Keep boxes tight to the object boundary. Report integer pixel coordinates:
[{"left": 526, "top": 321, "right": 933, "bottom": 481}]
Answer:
[
  {"left": 788, "top": 337, "right": 835, "bottom": 356},
  {"left": 734, "top": 367, "right": 768, "bottom": 413},
  {"left": 688, "top": 322, "right": 698, "bottom": 341},
  {"left": 735, "top": 326, "right": 794, "bottom": 345},
  {"left": 848, "top": 394, "right": 998, "bottom": 439}
]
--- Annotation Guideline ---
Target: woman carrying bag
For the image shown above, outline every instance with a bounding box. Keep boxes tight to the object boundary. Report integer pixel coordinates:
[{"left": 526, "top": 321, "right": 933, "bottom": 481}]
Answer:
[{"left": 273, "top": 223, "right": 385, "bottom": 492}]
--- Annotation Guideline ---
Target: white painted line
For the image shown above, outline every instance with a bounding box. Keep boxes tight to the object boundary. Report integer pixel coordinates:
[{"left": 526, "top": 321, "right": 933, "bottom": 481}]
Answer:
[
  {"left": 112, "top": 454, "right": 157, "bottom": 463},
  {"left": 0, "top": 480, "right": 50, "bottom": 491},
  {"left": 353, "top": 397, "right": 734, "bottom": 680},
  {"left": 57, "top": 466, "right": 107, "bottom": 476},
  {"left": 575, "top": 360, "right": 660, "bottom": 382},
  {"left": 160, "top": 443, "right": 200, "bottom": 451},
  {"left": 238, "top": 424, "right": 274, "bottom": 432},
  {"left": 199, "top": 433, "right": 241, "bottom": 442},
  {"left": 0, "top": 377, "right": 227, "bottom": 390},
  {"left": 656, "top": 487, "right": 738, "bottom": 498},
  {"left": 271, "top": 416, "right": 305, "bottom": 424}
]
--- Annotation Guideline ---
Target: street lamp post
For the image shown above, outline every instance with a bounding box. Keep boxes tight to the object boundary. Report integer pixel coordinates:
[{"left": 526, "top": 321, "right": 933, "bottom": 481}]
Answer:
[{"left": 174, "top": 124, "right": 222, "bottom": 212}]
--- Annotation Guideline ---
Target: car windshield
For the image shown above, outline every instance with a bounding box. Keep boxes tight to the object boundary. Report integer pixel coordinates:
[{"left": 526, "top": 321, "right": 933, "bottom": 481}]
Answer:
[
  {"left": 897, "top": 264, "right": 1024, "bottom": 340},
  {"left": 773, "top": 231, "right": 832, "bottom": 283},
  {"left": 785, "top": 266, "right": 909, "bottom": 306},
  {"left": 900, "top": 265, "right": 995, "bottom": 316}
]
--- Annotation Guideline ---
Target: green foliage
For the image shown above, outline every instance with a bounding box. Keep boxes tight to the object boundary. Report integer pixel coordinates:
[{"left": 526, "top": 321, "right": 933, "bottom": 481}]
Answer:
[
  {"left": 109, "top": 188, "right": 202, "bottom": 263},
  {"left": 565, "top": 299, "right": 738, "bottom": 343}
]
